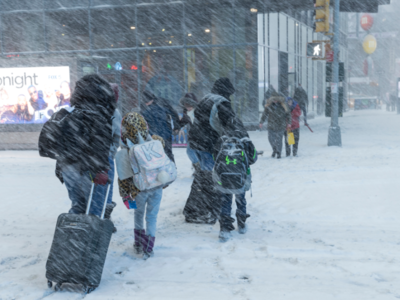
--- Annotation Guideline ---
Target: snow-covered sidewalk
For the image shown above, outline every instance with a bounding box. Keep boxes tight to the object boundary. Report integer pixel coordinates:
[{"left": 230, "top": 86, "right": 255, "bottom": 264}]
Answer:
[{"left": 1, "top": 109, "right": 400, "bottom": 300}]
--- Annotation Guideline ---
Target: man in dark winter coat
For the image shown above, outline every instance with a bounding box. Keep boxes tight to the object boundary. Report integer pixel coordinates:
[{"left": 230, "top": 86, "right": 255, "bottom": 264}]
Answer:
[
  {"left": 259, "top": 91, "right": 291, "bottom": 159},
  {"left": 189, "top": 78, "right": 237, "bottom": 162},
  {"left": 45, "top": 74, "right": 116, "bottom": 216},
  {"left": 293, "top": 84, "right": 308, "bottom": 125},
  {"left": 141, "top": 90, "right": 181, "bottom": 162},
  {"left": 186, "top": 78, "right": 256, "bottom": 241}
]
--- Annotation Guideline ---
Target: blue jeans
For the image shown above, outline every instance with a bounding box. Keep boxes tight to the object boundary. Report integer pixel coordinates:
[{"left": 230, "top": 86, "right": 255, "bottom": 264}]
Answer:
[
  {"left": 194, "top": 150, "right": 245, "bottom": 217},
  {"left": 194, "top": 150, "right": 215, "bottom": 171},
  {"left": 62, "top": 166, "right": 106, "bottom": 217},
  {"left": 90, "top": 156, "right": 115, "bottom": 216},
  {"left": 186, "top": 145, "right": 200, "bottom": 165},
  {"left": 220, "top": 193, "right": 247, "bottom": 217},
  {"left": 134, "top": 188, "right": 163, "bottom": 237}
]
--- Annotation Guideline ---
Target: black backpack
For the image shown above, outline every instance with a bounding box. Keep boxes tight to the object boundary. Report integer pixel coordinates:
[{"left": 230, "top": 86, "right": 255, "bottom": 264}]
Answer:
[
  {"left": 38, "top": 108, "right": 73, "bottom": 160},
  {"left": 212, "top": 136, "right": 255, "bottom": 194}
]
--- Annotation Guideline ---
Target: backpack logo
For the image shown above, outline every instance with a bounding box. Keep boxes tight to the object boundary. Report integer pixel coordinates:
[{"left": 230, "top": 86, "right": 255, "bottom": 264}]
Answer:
[
  {"left": 226, "top": 156, "right": 237, "bottom": 165},
  {"left": 142, "top": 143, "right": 162, "bottom": 161}
]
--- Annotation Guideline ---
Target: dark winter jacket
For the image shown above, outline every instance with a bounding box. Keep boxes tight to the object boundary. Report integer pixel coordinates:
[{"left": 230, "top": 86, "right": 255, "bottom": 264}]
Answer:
[
  {"left": 288, "top": 100, "right": 302, "bottom": 129},
  {"left": 55, "top": 74, "right": 116, "bottom": 175},
  {"left": 260, "top": 96, "right": 291, "bottom": 131},
  {"left": 189, "top": 78, "right": 238, "bottom": 154},
  {"left": 188, "top": 94, "right": 237, "bottom": 154},
  {"left": 293, "top": 86, "right": 308, "bottom": 120}
]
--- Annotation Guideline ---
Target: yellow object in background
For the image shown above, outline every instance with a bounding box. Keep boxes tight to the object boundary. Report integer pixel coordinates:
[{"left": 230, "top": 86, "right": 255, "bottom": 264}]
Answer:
[
  {"left": 363, "top": 35, "right": 377, "bottom": 55},
  {"left": 287, "top": 132, "right": 295, "bottom": 145}
]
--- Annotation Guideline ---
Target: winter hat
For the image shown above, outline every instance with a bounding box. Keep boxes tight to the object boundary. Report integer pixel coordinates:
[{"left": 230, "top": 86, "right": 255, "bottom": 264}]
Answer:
[
  {"left": 121, "top": 112, "right": 149, "bottom": 146},
  {"left": 211, "top": 77, "right": 235, "bottom": 98},
  {"left": 70, "top": 74, "right": 116, "bottom": 116},
  {"left": 143, "top": 90, "right": 156, "bottom": 103},
  {"left": 110, "top": 83, "right": 119, "bottom": 103},
  {"left": 179, "top": 92, "right": 198, "bottom": 108}
]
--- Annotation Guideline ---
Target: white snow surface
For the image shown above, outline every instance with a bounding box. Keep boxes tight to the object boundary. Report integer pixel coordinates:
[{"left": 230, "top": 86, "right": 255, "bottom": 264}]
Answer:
[{"left": 1, "top": 110, "right": 400, "bottom": 299}]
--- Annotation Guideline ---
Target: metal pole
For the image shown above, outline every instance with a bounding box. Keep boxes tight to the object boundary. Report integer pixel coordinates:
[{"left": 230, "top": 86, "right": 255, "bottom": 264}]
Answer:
[{"left": 328, "top": 0, "right": 342, "bottom": 147}]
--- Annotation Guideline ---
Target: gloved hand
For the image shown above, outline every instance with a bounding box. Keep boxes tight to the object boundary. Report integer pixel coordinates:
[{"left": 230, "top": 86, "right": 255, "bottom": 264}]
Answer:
[
  {"left": 123, "top": 196, "right": 137, "bottom": 210},
  {"left": 304, "top": 121, "right": 309, "bottom": 126},
  {"left": 93, "top": 170, "right": 109, "bottom": 186},
  {"left": 286, "top": 124, "right": 292, "bottom": 131}
]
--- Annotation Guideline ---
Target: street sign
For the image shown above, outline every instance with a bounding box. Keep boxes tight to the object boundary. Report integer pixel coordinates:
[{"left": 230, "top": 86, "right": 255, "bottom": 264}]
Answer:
[{"left": 307, "top": 42, "right": 324, "bottom": 58}]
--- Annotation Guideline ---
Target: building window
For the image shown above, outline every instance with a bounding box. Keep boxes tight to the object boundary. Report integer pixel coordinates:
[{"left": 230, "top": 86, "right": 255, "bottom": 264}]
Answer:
[
  {"left": 140, "top": 49, "right": 184, "bottom": 109},
  {"left": 46, "top": 9, "right": 89, "bottom": 51},
  {"left": 288, "top": 18, "right": 295, "bottom": 53},
  {"left": 269, "top": 13, "right": 278, "bottom": 49},
  {"left": 2, "top": 12, "right": 45, "bottom": 53},
  {"left": 235, "top": 1, "right": 262, "bottom": 44},
  {"left": 45, "top": 0, "right": 89, "bottom": 9},
  {"left": 137, "top": 3, "right": 183, "bottom": 47},
  {"left": 92, "top": 0, "right": 132, "bottom": 6},
  {"left": 279, "top": 14, "right": 287, "bottom": 52},
  {"left": 91, "top": 7, "right": 136, "bottom": 49},
  {"left": 1, "top": 0, "right": 43, "bottom": 11},
  {"left": 185, "top": 1, "right": 233, "bottom": 45}
]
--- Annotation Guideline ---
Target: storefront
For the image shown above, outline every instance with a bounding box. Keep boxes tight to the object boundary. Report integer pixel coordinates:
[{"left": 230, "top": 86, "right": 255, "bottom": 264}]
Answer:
[{"left": 0, "top": 0, "right": 348, "bottom": 149}]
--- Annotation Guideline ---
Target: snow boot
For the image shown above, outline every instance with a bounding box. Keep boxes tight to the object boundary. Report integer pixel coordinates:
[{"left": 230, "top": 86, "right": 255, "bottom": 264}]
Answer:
[
  {"left": 271, "top": 151, "right": 277, "bottom": 158},
  {"left": 276, "top": 153, "right": 281, "bottom": 159},
  {"left": 236, "top": 213, "right": 250, "bottom": 234},
  {"left": 142, "top": 234, "right": 156, "bottom": 260},
  {"left": 134, "top": 229, "right": 145, "bottom": 255},
  {"left": 104, "top": 202, "right": 117, "bottom": 233},
  {"left": 218, "top": 215, "right": 235, "bottom": 243}
]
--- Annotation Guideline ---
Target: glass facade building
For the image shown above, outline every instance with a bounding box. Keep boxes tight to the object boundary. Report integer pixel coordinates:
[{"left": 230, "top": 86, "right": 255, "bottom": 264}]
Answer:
[{"left": 0, "top": 0, "right": 348, "bottom": 147}]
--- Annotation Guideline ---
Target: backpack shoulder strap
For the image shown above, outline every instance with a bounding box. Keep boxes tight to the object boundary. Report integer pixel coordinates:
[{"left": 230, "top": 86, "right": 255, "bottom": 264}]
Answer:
[{"left": 208, "top": 94, "right": 229, "bottom": 136}]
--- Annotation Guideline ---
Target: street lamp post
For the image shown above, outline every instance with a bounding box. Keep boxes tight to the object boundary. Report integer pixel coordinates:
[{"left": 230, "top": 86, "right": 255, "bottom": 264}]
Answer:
[{"left": 328, "top": 0, "right": 342, "bottom": 146}]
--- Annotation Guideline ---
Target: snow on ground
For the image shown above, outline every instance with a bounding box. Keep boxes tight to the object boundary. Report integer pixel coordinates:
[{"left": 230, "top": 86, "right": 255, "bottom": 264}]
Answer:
[{"left": 1, "top": 109, "right": 400, "bottom": 300}]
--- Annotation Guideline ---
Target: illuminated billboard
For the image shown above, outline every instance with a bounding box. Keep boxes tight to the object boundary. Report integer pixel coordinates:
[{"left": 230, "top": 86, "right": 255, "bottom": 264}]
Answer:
[{"left": 0, "top": 66, "right": 70, "bottom": 124}]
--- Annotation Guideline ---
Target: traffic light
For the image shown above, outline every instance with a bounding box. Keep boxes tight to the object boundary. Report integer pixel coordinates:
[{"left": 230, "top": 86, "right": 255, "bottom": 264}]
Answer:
[{"left": 314, "top": 0, "right": 330, "bottom": 33}]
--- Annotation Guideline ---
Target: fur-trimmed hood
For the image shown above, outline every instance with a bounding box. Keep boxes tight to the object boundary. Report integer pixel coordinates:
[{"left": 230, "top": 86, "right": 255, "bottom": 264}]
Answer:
[{"left": 265, "top": 96, "right": 289, "bottom": 112}]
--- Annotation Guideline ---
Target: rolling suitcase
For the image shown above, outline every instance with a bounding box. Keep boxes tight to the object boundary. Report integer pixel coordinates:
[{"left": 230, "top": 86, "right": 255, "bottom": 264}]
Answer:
[
  {"left": 183, "top": 170, "right": 222, "bottom": 224},
  {"left": 46, "top": 181, "right": 114, "bottom": 294}
]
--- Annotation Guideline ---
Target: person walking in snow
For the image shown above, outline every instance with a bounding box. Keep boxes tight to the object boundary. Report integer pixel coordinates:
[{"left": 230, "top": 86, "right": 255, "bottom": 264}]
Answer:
[
  {"left": 284, "top": 97, "right": 302, "bottom": 157},
  {"left": 40, "top": 74, "right": 116, "bottom": 216},
  {"left": 293, "top": 83, "right": 308, "bottom": 125},
  {"left": 186, "top": 77, "right": 256, "bottom": 241},
  {"left": 179, "top": 93, "right": 201, "bottom": 174},
  {"left": 115, "top": 112, "right": 166, "bottom": 259},
  {"left": 91, "top": 83, "right": 122, "bottom": 231},
  {"left": 141, "top": 90, "right": 182, "bottom": 163},
  {"left": 259, "top": 91, "right": 291, "bottom": 159}
]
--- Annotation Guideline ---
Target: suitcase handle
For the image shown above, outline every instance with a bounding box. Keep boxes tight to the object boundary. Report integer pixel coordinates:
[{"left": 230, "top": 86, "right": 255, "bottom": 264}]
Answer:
[{"left": 85, "top": 179, "right": 112, "bottom": 219}]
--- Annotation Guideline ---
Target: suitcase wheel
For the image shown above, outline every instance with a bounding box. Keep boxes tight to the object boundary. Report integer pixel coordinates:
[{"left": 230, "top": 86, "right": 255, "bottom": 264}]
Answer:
[
  {"left": 47, "top": 280, "right": 52, "bottom": 289},
  {"left": 54, "top": 283, "right": 62, "bottom": 292},
  {"left": 83, "top": 286, "right": 96, "bottom": 294}
]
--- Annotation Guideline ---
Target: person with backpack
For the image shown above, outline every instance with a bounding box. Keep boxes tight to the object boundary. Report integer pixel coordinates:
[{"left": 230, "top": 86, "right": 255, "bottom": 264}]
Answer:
[
  {"left": 293, "top": 83, "right": 308, "bottom": 125},
  {"left": 212, "top": 119, "right": 258, "bottom": 242},
  {"left": 90, "top": 83, "right": 122, "bottom": 230},
  {"left": 115, "top": 112, "right": 176, "bottom": 259},
  {"left": 259, "top": 91, "right": 291, "bottom": 159},
  {"left": 141, "top": 90, "right": 182, "bottom": 162},
  {"left": 284, "top": 97, "right": 302, "bottom": 157},
  {"left": 39, "top": 74, "right": 116, "bottom": 217},
  {"left": 179, "top": 93, "right": 201, "bottom": 174},
  {"left": 183, "top": 78, "right": 237, "bottom": 224}
]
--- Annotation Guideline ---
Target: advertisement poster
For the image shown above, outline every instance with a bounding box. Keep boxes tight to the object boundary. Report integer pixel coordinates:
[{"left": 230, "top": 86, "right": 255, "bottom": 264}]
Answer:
[{"left": 0, "top": 66, "right": 70, "bottom": 124}]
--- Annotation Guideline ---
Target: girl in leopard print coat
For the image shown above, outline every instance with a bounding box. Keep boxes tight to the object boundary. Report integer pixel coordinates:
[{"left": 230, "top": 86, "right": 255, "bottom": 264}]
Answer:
[{"left": 115, "top": 112, "right": 166, "bottom": 259}]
